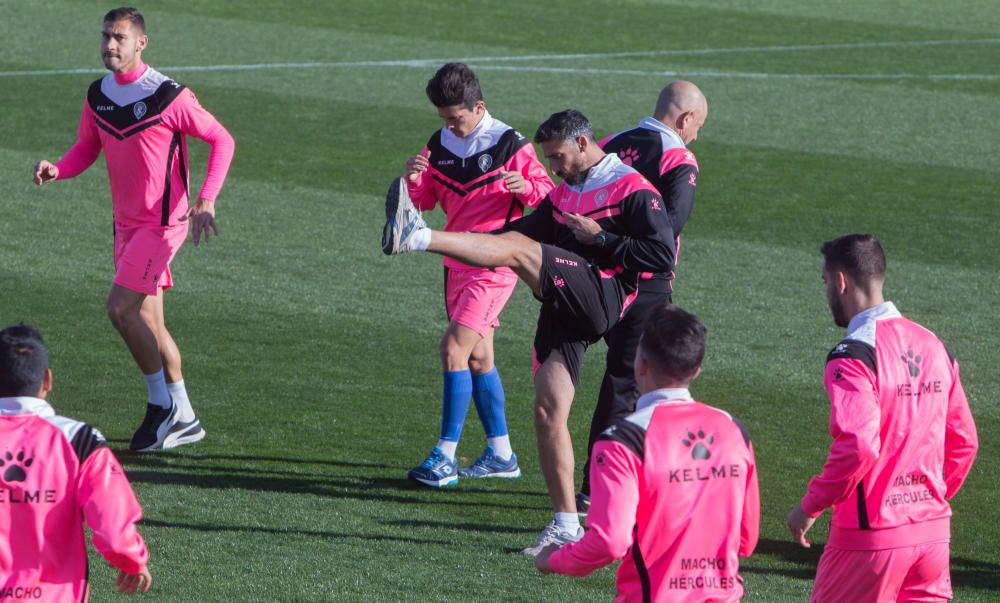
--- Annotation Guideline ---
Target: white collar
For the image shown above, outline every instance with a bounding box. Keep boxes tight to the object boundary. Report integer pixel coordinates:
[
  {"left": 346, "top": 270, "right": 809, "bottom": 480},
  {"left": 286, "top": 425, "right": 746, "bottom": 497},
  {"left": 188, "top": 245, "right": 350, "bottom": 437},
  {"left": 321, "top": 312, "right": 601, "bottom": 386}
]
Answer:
[
  {"left": 846, "top": 301, "right": 900, "bottom": 333},
  {"left": 566, "top": 152, "right": 623, "bottom": 192},
  {"left": 0, "top": 396, "right": 55, "bottom": 417},
  {"left": 638, "top": 116, "right": 685, "bottom": 148},
  {"left": 635, "top": 387, "right": 694, "bottom": 411}
]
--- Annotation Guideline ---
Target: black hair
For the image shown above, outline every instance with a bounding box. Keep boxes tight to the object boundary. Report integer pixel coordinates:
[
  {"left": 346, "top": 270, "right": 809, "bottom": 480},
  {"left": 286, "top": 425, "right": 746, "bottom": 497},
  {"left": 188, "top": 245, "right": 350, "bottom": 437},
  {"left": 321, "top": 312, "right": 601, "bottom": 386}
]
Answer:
[
  {"left": 425, "top": 62, "right": 483, "bottom": 108},
  {"left": 820, "top": 233, "right": 886, "bottom": 285},
  {"left": 534, "top": 109, "right": 593, "bottom": 144},
  {"left": 638, "top": 304, "right": 706, "bottom": 383},
  {"left": 104, "top": 7, "right": 146, "bottom": 34},
  {"left": 0, "top": 325, "right": 49, "bottom": 398}
]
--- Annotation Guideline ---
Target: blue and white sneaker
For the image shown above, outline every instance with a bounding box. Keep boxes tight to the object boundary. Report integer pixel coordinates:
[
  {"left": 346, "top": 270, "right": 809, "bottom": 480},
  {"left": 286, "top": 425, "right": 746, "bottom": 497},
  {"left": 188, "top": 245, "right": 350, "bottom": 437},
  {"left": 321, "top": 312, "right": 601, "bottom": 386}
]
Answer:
[
  {"left": 459, "top": 446, "right": 521, "bottom": 479},
  {"left": 382, "top": 177, "right": 428, "bottom": 255},
  {"left": 407, "top": 447, "right": 458, "bottom": 488}
]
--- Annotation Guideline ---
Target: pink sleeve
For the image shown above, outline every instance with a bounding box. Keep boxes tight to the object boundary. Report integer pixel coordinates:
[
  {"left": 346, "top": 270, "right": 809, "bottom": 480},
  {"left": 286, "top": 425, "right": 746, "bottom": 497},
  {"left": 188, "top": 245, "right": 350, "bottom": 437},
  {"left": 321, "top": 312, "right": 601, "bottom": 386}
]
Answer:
[
  {"left": 943, "top": 360, "right": 978, "bottom": 499},
  {"left": 166, "top": 89, "right": 234, "bottom": 201},
  {"left": 405, "top": 146, "right": 439, "bottom": 211},
  {"left": 800, "top": 357, "right": 881, "bottom": 516},
  {"left": 505, "top": 142, "right": 553, "bottom": 208},
  {"left": 77, "top": 447, "right": 149, "bottom": 574},
  {"left": 548, "top": 440, "right": 640, "bottom": 576},
  {"left": 54, "top": 100, "right": 102, "bottom": 180},
  {"left": 740, "top": 442, "right": 760, "bottom": 557}
]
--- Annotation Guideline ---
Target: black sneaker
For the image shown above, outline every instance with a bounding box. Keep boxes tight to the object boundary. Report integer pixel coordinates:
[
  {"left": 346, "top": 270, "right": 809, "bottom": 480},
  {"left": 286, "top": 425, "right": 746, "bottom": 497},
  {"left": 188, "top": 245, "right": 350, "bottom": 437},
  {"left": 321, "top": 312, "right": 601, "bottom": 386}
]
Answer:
[
  {"left": 576, "top": 491, "right": 591, "bottom": 517},
  {"left": 129, "top": 404, "right": 177, "bottom": 452}
]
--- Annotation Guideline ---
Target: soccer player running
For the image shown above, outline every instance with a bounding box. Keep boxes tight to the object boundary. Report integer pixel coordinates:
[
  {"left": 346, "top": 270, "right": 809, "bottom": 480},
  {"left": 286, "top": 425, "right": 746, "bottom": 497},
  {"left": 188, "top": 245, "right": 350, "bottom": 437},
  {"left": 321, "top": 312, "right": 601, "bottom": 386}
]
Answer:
[
  {"left": 578, "top": 80, "right": 707, "bottom": 513},
  {"left": 1, "top": 325, "right": 152, "bottom": 600},
  {"left": 402, "top": 63, "right": 553, "bottom": 487},
  {"left": 787, "top": 234, "right": 978, "bottom": 603},
  {"left": 33, "top": 8, "right": 235, "bottom": 452},
  {"left": 383, "top": 109, "right": 676, "bottom": 554},
  {"left": 534, "top": 304, "right": 759, "bottom": 603}
]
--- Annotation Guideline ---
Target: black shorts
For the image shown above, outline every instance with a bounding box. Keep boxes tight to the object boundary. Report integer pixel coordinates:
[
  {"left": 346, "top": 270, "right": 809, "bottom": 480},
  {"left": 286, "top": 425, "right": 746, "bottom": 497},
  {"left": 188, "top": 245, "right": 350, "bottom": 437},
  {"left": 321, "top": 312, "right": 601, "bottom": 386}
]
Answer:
[{"left": 533, "top": 244, "right": 625, "bottom": 385}]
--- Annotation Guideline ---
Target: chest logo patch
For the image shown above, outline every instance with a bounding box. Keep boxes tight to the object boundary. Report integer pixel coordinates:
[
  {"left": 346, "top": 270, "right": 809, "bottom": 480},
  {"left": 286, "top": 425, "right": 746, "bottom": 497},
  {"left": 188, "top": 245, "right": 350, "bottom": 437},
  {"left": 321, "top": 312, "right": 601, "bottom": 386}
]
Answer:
[
  {"left": 595, "top": 189, "right": 610, "bottom": 206},
  {"left": 477, "top": 154, "right": 493, "bottom": 173},
  {"left": 133, "top": 101, "right": 148, "bottom": 120}
]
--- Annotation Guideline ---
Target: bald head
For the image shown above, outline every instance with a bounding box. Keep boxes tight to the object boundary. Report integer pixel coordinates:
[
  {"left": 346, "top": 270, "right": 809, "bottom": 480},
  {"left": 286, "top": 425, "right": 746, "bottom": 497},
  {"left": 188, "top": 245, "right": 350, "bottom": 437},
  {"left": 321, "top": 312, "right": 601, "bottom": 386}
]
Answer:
[{"left": 652, "top": 81, "right": 708, "bottom": 144}]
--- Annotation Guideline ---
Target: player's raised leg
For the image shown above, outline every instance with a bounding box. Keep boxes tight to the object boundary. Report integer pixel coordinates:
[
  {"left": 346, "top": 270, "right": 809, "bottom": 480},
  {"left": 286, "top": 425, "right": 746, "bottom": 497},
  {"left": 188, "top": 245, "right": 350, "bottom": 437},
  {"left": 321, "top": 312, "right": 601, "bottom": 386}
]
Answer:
[
  {"left": 383, "top": 177, "right": 543, "bottom": 293},
  {"left": 140, "top": 290, "right": 206, "bottom": 448}
]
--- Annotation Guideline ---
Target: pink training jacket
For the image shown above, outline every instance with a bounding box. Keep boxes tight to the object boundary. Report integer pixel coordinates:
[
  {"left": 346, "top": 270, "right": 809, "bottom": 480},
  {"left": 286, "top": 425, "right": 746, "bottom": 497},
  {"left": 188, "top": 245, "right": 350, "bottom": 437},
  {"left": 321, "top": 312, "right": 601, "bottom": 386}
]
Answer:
[
  {"left": 549, "top": 388, "right": 760, "bottom": 602},
  {"left": 0, "top": 397, "right": 148, "bottom": 602},
  {"left": 801, "top": 302, "right": 979, "bottom": 550},
  {"left": 54, "top": 62, "right": 235, "bottom": 228},
  {"left": 407, "top": 111, "right": 553, "bottom": 271}
]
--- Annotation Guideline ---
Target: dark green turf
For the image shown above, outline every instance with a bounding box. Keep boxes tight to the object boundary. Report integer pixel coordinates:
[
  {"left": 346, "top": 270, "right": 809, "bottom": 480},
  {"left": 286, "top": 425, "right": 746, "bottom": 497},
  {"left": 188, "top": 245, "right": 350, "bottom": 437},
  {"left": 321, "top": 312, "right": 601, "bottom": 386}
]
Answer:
[{"left": 1, "top": 1, "right": 998, "bottom": 600}]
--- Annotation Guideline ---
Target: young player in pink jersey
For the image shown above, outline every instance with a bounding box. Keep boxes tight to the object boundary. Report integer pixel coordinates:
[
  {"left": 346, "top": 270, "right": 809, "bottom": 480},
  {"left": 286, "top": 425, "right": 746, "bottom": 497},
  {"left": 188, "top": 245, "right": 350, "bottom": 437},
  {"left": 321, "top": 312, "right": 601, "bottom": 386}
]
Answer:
[
  {"left": 787, "top": 234, "right": 978, "bottom": 603},
  {"left": 32, "top": 8, "right": 235, "bottom": 452},
  {"left": 402, "top": 63, "right": 553, "bottom": 487},
  {"left": 534, "top": 304, "right": 759, "bottom": 602},
  {"left": 1, "top": 325, "right": 151, "bottom": 601}
]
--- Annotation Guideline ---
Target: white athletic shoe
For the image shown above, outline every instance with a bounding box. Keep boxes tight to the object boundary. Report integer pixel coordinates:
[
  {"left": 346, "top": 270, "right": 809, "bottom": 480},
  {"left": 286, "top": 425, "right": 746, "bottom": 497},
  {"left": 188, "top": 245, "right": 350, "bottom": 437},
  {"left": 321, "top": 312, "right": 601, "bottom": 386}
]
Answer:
[
  {"left": 381, "top": 177, "right": 428, "bottom": 255},
  {"left": 520, "top": 520, "right": 585, "bottom": 557}
]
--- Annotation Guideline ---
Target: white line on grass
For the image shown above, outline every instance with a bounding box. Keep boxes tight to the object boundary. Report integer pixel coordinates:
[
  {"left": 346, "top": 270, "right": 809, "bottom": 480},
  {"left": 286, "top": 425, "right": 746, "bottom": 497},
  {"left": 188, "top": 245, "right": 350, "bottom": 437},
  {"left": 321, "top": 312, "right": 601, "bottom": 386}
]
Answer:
[{"left": 1, "top": 38, "right": 997, "bottom": 79}]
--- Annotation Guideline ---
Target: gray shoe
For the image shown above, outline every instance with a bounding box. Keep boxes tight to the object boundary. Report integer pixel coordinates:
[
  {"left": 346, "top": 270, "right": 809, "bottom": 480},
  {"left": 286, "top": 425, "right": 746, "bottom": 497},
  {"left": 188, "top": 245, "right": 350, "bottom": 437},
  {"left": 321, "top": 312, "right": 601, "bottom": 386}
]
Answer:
[
  {"left": 520, "top": 520, "right": 584, "bottom": 557},
  {"left": 382, "top": 177, "right": 428, "bottom": 255}
]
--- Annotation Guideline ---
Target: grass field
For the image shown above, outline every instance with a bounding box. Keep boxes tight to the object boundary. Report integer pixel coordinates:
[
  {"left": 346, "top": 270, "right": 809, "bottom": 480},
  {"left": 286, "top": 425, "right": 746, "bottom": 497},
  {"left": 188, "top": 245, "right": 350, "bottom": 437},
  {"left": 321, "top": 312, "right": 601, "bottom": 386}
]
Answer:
[{"left": 1, "top": 1, "right": 998, "bottom": 600}]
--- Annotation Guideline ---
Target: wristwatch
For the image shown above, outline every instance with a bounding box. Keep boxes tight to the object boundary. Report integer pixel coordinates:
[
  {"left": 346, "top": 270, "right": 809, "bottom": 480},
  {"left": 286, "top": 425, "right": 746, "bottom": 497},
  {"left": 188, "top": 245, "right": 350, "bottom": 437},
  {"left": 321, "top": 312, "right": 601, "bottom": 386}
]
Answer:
[{"left": 594, "top": 231, "right": 607, "bottom": 248}]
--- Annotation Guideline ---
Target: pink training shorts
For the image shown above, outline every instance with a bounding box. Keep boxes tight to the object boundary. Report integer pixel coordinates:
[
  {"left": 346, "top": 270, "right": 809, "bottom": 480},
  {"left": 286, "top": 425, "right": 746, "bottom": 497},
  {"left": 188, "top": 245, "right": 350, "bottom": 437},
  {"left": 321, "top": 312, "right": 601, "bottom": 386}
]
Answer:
[
  {"left": 811, "top": 541, "right": 952, "bottom": 603},
  {"left": 113, "top": 223, "right": 189, "bottom": 295},
  {"left": 445, "top": 266, "right": 518, "bottom": 338}
]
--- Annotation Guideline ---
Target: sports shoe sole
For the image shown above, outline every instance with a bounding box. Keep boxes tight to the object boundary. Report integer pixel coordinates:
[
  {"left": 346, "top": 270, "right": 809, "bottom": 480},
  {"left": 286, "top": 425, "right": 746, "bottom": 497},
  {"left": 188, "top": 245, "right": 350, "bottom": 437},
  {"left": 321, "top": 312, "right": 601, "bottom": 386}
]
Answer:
[
  {"left": 409, "top": 473, "right": 459, "bottom": 488},
  {"left": 382, "top": 177, "right": 405, "bottom": 255},
  {"left": 460, "top": 467, "right": 522, "bottom": 479}
]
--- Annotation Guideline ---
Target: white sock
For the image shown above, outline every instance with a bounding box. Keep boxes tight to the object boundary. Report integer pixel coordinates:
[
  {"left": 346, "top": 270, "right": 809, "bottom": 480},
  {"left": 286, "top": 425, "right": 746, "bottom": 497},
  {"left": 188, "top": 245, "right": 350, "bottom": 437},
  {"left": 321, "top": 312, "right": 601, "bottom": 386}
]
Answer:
[
  {"left": 554, "top": 512, "right": 580, "bottom": 532},
  {"left": 436, "top": 439, "right": 458, "bottom": 460},
  {"left": 166, "top": 380, "right": 196, "bottom": 422},
  {"left": 487, "top": 435, "right": 513, "bottom": 460},
  {"left": 411, "top": 228, "right": 431, "bottom": 251},
  {"left": 143, "top": 370, "right": 171, "bottom": 409}
]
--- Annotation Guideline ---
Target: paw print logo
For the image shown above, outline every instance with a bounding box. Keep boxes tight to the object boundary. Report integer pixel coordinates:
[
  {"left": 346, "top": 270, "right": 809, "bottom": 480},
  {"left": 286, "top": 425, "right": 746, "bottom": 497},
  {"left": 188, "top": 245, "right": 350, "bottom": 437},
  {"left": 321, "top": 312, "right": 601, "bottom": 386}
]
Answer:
[
  {"left": 596, "top": 452, "right": 607, "bottom": 466},
  {"left": 619, "top": 147, "right": 641, "bottom": 166},
  {"left": 552, "top": 276, "right": 565, "bottom": 288},
  {"left": 0, "top": 450, "right": 34, "bottom": 482},
  {"left": 682, "top": 430, "right": 713, "bottom": 461},
  {"left": 833, "top": 367, "right": 844, "bottom": 381},
  {"left": 900, "top": 349, "right": 921, "bottom": 377}
]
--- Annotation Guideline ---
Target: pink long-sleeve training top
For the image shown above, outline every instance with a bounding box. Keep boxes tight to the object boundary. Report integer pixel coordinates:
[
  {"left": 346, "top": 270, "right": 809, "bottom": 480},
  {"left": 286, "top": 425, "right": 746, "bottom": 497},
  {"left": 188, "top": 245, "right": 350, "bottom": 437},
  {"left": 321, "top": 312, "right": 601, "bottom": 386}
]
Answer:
[
  {"left": 54, "top": 62, "right": 234, "bottom": 228},
  {"left": 550, "top": 388, "right": 760, "bottom": 602},
  {"left": 801, "top": 301, "right": 978, "bottom": 551},
  {"left": 1, "top": 396, "right": 148, "bottom": 602}
]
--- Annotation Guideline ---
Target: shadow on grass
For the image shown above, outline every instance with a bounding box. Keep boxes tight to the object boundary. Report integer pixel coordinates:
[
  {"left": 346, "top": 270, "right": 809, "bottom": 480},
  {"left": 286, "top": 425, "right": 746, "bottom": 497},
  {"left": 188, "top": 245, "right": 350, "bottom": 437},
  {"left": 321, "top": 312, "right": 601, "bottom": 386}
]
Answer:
[
  {"left": 746, "top": 540, "right": 1000, "bottom": 591},
  {"left": 112, "top": 445, "right": 394, "bottom": 470},
  {"left": 140, "top": 518, "right": 451, "bottom": 547},
  {"left": 126, "top": 469, "right": 551, "bottom": 511},
  {"left": 951, "top": 556, "right": 1000, "bottom": 591},
  {"left": 384, "top": 518, "right": 538, "bottom": 535}
]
